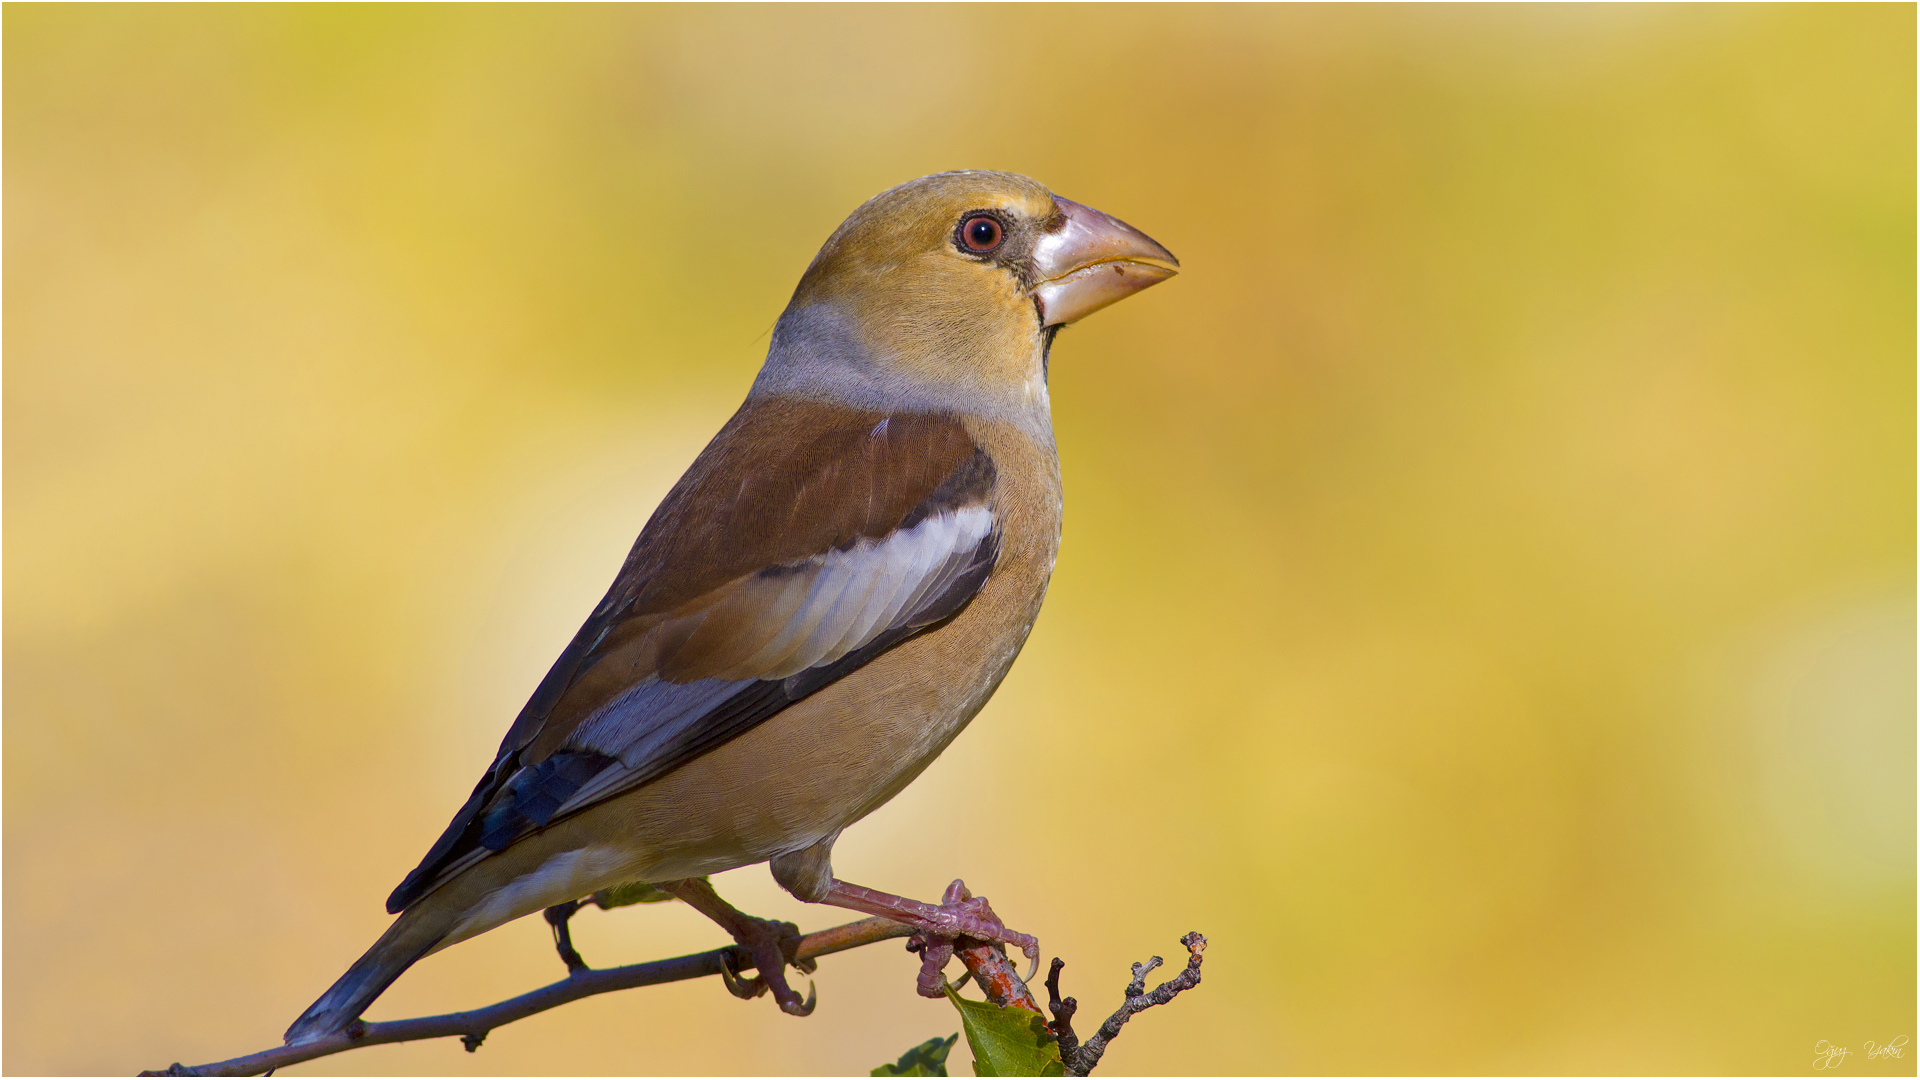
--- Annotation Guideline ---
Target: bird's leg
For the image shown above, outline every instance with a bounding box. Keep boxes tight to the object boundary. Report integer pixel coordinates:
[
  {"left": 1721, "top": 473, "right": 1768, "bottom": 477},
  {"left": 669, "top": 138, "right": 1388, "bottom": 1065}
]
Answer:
[
  {"left": 816, "top": 878, "right": 1038, "bottom": 998},
  {"left": 542, "top": 900, "right": 590, "bottom": 973},
  {"left": 656, "top": 877, "right": 817, "bottom": 1017}
]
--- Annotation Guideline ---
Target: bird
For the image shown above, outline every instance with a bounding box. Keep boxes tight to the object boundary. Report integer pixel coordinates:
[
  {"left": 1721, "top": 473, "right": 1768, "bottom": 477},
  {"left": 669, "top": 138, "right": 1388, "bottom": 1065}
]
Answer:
[{"left": 284, "top": 169, "right": 1178, "bottom": 1043}]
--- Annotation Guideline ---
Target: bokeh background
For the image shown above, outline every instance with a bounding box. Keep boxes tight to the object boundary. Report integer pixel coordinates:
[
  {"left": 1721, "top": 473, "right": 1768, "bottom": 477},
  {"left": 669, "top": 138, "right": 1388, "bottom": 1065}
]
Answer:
[{"left": 6, "top": 5, "right": 1913, "bottom": 1075}]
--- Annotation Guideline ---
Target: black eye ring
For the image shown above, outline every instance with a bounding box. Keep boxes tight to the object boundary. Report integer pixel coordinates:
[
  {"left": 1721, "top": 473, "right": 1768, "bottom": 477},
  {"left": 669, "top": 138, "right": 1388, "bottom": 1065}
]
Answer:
[{"left": 957, "top": 213, "right": 1005, "bottom": 254}]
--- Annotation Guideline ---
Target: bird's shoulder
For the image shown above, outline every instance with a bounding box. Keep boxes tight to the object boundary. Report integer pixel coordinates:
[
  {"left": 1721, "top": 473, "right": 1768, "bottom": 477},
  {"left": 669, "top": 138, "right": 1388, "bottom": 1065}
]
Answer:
[{"left": 620, "top": 394, "right": 991, "bottom": 615}]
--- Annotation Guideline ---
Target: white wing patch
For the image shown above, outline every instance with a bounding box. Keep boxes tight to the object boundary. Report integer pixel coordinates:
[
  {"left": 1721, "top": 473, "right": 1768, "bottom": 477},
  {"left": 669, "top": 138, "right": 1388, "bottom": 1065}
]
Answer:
[
  {"left": 551, "top": 504, "right": 994, "bottom": 817},
  {"left": 742, "top": 504, "right": 993, "bottom": 679}
]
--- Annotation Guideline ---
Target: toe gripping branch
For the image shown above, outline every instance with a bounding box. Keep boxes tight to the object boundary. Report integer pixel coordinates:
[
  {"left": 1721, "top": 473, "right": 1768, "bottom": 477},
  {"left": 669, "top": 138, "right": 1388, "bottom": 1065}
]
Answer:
[
  {"left": 658, "top": 876, "right": 818, "bottom": 1017},
  {"left": 905, "top": 879, "right": 1042, "bottom": 1002},
  {"left": 545, "top": 880, "right": 818, "bottom": 1015},
  {"left": 715, "top": 920, "right": 818, "bottom": 1017},
  {"left": 822, "top": 876, "right": 1041, "bottom": 1002}
]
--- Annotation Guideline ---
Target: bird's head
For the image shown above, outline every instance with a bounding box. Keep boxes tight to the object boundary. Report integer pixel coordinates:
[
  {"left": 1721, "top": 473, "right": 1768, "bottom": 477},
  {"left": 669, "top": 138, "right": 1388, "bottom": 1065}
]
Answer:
[{"left": 755, "top": 170, "right": 1178, "bottom": 425}]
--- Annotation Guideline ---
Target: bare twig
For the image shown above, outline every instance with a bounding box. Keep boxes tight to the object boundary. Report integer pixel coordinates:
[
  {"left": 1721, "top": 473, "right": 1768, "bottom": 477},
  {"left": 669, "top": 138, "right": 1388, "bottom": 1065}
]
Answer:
[
  {"left": 139, "top": 917, "right": 912, "bottom": 1078},
  {"left": 1048, "top": 932, "right": 1207, "bottom": 1076},
  {"left": 1045, "top": 957, "right": 1082, "bottom": 1064}
]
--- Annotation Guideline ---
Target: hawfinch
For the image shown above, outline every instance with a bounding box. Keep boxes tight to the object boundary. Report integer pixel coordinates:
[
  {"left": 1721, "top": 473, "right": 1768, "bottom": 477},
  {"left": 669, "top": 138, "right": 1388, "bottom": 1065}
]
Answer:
[{"left": 286, "top": 170, "right": 1177, "bottom": 1042}]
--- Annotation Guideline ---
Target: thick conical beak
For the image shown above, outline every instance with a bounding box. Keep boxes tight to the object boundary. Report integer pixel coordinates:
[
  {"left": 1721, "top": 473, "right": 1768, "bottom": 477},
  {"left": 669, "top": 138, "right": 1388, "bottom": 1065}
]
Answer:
[{"left": 1029, "top": 196, "right": 1179, "bottom": 327}]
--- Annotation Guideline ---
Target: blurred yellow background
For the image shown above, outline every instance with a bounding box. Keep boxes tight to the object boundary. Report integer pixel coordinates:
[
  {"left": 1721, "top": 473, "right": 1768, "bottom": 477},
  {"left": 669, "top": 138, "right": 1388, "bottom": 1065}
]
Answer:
[{"left": 5, "top": 5, "right": 1913, "bottom": 1075}]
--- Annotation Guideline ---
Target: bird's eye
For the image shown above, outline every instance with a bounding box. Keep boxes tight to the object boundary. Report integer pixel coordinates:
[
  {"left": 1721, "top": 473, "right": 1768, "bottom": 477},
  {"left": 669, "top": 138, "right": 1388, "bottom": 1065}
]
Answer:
[{"left": 959, "top": 215, "right": 1004, "bottom": 254}]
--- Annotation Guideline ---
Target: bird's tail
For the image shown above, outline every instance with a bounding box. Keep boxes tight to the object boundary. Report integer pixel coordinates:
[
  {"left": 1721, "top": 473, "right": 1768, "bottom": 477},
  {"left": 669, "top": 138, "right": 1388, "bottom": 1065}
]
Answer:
[{"left": 283, "top": 904, "right": 452, "bottom": 1045}]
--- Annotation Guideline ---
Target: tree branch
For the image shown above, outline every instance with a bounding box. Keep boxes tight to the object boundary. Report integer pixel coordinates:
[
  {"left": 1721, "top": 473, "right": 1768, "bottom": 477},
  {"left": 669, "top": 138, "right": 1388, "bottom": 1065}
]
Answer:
[
  {"left": 141, "top": 916, "right": 913, "bottom": 1077},
  {"left": 1047, "top": 931, "right": 1207, "bottom": 1076},
  {"left": 953, "top": 934, "right": 1043, "bottom": 1014}
]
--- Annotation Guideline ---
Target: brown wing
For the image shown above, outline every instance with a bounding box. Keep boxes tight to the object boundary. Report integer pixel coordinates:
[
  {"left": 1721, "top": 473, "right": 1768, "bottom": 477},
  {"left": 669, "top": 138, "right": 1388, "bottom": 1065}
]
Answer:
[{"left": 386, "top": 398, "right": 998, "bottom": 913}]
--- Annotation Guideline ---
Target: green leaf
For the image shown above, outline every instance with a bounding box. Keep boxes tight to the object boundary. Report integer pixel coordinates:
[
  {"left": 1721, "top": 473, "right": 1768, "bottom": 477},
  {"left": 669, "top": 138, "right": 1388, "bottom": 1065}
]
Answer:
[
  {"left": 591, "top": 878, "right": 701, "bottom": 909},
  {"left": 944, "top": 985, "right": 1065, "bottom": 1077},
  {"left": 871, "top": 1033, "right": 958, "bottom": 1077}
]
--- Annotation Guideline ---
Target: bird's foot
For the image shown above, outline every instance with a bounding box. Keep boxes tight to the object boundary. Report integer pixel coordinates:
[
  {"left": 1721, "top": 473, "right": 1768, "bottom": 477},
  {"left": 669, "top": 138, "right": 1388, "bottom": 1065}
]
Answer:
[
  {"left": 658, "top": 877, "right": 816, "bottom": 1016},
  {"left": 542, "top": 900, "right": 590, "bottom": 973},
  {"left": 716, "top": 914, "right": 818, "bottom": 1016},
  {"left": 823, "top": 878, "right": 1038, "bottom": 998}
]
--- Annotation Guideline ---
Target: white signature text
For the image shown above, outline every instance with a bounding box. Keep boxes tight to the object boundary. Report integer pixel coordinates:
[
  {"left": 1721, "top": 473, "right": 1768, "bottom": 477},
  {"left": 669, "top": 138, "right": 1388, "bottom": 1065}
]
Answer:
[{"left": 1814, "top": 1037, "right": 1908, "bottom": 1070}]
